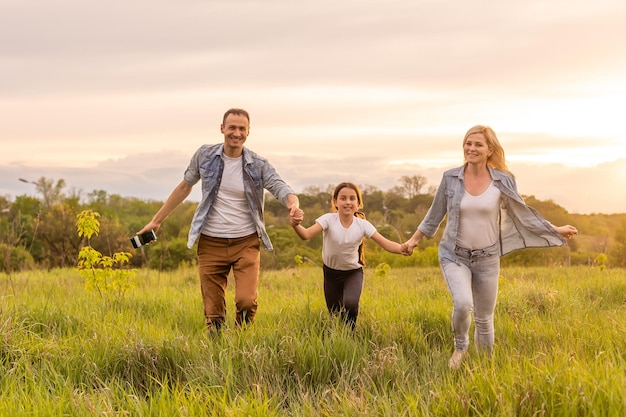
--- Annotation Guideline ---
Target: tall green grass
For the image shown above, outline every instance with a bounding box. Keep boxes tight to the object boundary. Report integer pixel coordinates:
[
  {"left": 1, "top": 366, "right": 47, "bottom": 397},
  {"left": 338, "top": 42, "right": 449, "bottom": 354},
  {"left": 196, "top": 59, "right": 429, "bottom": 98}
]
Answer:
[{"left": 1, "top": 266, "right": 624, "bottom": 416}]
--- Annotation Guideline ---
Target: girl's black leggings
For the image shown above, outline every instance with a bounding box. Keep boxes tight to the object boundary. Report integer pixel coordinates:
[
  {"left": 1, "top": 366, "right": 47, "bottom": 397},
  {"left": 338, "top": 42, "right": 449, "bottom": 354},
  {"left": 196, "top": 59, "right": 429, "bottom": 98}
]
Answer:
[{"left": 322, "top": 265, "right": 364, "bottom": 329}]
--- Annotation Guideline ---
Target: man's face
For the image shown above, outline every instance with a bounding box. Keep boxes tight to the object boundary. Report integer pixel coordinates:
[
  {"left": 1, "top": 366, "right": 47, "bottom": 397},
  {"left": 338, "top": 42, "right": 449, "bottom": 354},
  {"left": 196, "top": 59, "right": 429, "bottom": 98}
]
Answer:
[{"left": 221, "top": 113, "right": 249, "bottom": 155}]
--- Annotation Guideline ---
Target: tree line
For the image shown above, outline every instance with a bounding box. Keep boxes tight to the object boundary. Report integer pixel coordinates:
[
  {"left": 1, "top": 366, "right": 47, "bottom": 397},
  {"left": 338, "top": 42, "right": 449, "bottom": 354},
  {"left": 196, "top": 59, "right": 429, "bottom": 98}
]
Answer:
[{"left": 1, "top": 175, "right": 625, "bottom": 273}]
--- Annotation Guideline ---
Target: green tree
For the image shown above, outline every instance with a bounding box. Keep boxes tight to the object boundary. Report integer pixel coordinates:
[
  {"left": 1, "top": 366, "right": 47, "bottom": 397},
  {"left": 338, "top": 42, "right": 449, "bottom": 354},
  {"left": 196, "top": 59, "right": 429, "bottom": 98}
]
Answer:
[
  {"left": 31, "top": 177, "right": 66, "bottom": 208},
  {"left": 523, "top": 195, "right": 570, "bottom": 227},
  {"left": 398, "top": 175, "right": 427, "bottom": 199},
  {"left": 4, "top": 174, "right": 622, "bottom": 270},
  {"left": 38, "top": 202, "right": 82, "bottom": 268},
  {"left": 6, "top": 195, "right": 43, "bottom": 263},
  {"left": 383, "top": 186, "right": 407, "bottom": 212},
  {"left": 0, "top": 195, "right": 36, "bottom": 273},
  {"left": 608, "top": 219, "right": 626, "bottom": 267}
]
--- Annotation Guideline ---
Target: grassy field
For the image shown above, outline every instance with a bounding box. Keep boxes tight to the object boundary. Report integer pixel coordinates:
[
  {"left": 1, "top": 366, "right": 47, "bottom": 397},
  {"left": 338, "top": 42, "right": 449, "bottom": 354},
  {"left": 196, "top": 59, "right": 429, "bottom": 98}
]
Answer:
[{"left": 1, "top": 265, "right": 624, "bottom": 416}]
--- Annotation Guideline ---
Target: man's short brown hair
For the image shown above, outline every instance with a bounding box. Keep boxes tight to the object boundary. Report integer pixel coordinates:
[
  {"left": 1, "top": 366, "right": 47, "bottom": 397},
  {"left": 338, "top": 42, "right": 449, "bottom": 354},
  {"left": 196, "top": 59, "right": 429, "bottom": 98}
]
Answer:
[{"left": 222, "top": 108, "right": 250, "bottom": 125}]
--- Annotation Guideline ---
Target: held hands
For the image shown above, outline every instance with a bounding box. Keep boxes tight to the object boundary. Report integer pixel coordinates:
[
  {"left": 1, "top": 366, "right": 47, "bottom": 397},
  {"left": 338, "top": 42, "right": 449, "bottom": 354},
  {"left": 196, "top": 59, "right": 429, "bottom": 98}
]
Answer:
[
  {"left": 290, "top": 208, "right": 304, "bottom": 227},
  {"left": 400, "top": 239, "right": 419, "bottom": 256},
  {"left": 555, "top": 224, "right": 578, "bottom": 239}
]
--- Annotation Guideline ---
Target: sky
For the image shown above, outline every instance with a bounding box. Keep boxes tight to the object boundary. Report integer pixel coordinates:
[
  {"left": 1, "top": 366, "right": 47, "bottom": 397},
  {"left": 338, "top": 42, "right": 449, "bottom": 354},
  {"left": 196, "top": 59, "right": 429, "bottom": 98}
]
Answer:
[{"left": 1, "top": 0, "right": 625, "bottom": 215}]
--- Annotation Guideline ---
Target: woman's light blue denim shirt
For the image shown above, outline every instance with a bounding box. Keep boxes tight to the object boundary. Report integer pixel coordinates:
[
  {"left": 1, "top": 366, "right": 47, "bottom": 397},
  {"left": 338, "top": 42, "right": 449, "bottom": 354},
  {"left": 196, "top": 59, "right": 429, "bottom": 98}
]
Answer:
[
  {"left": 417, "top": 165, "right": 566, "bottom": 264},
  {"left": 183, "top": 144, "right": 295, "bottom": 251}
]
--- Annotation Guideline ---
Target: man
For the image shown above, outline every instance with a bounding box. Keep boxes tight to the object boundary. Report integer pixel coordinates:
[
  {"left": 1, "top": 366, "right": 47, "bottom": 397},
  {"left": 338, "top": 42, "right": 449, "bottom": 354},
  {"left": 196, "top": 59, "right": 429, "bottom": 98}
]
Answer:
[{"left": 138, "top": 108, "right": 301, "bottom": 331}]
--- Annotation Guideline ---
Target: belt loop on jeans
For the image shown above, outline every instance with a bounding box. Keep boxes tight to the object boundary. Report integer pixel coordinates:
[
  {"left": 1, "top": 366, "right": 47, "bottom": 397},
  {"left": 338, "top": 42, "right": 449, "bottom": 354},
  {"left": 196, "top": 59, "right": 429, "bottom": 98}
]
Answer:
[
  {"left": 455, "top": 243, "right": 497, "bottom": 258},
  {"left": 454, "top": 245, "right": 469, "bottom": 256}
]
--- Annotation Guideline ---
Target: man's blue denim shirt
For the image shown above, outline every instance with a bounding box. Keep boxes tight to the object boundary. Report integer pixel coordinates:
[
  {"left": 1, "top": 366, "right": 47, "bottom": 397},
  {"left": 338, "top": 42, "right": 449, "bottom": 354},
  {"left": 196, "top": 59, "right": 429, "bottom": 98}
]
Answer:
[
  {"left": 417, "top": 165, "right": 566, "bottom": 264},
  {"left": 183, "top": 144, "right": 295, "bottom": 251}
]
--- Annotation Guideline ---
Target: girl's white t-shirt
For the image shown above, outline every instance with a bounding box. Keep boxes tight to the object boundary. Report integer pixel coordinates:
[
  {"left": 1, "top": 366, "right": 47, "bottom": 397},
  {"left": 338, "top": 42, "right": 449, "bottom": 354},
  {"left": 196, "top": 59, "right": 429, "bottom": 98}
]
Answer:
[{"left": 316, "top": 213, "right": 376, "bottom": 270}]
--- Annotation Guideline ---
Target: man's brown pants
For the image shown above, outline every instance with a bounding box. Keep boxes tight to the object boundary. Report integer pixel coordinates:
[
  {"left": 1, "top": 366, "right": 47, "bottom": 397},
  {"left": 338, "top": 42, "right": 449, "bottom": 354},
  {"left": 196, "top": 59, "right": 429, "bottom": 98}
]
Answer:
[{"left": 197, "top": 233, "right": 260, "bottom": 329}]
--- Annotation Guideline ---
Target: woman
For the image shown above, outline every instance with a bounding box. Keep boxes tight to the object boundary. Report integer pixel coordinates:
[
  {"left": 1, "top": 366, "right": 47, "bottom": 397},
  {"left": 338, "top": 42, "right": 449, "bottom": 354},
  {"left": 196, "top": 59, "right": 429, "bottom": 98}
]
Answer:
[
  {"left": 402, "top": 125, "right": 578, "bottom": 369},
  {"left": 291, "top": 181, "right": 407, "bottom": 329}
]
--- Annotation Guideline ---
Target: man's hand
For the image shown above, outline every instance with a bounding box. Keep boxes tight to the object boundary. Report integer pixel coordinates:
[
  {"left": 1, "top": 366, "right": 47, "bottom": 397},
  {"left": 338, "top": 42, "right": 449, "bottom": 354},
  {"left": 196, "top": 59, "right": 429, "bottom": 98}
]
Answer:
[{"left": 290, "top": 208, "right": 304, "bottom": 227}]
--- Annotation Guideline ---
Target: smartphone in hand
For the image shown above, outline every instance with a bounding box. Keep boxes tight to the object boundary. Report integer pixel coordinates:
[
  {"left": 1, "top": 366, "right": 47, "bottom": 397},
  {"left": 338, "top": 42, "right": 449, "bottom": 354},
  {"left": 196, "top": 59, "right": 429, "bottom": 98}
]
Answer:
[{"left": 130, "top": 230, "right": 157, "bottom": 248}]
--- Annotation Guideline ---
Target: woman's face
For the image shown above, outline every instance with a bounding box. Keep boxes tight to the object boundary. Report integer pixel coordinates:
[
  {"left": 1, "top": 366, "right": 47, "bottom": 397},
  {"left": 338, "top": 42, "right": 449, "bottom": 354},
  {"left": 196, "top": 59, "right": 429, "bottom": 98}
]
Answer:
[{"left": 464, "top": 133, "right": 493, "bottom": 165}]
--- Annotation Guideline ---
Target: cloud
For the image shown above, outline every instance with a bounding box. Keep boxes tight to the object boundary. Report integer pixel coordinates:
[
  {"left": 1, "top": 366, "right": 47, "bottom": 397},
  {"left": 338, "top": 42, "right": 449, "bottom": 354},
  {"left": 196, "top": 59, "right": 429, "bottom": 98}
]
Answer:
[
  {"left": 511, "top": 158, "right": 626, "bottom": 214},
  {"left": 1, "top": 0, "right": 625, "bottom": 216},
  {"left": 0, "top": 152, "right": 193, "bottom": 203},
  {"left": 3, "top": 0, "right": 626, "bottom": 97}
]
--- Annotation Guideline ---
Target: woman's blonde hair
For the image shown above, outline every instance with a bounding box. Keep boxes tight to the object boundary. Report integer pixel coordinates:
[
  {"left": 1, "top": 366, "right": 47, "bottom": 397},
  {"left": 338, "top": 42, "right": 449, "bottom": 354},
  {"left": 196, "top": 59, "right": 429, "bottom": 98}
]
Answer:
[
  {"left": 331, "top": 182, "right": 367, "bottom": 266},
  {"left": 463, "top": 125, "right": 513, "bottom": 176}
]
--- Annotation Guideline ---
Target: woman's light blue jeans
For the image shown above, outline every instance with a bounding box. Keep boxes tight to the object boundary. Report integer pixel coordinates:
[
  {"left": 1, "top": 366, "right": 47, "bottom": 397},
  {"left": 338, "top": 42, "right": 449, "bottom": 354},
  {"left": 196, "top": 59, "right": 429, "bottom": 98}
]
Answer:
[{"left": 441, "top": 243, "right": 500, "bottom": 353}]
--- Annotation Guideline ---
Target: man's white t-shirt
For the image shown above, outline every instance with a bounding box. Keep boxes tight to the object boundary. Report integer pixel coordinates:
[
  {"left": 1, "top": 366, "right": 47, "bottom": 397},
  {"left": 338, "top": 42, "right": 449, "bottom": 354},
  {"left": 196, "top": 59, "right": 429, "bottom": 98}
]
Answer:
[
  {"left": 316, "top": 213, "right": 376, "bottom": 270},
  {"left": 202, "top": 155, "right": 257, "bottom": 238}
]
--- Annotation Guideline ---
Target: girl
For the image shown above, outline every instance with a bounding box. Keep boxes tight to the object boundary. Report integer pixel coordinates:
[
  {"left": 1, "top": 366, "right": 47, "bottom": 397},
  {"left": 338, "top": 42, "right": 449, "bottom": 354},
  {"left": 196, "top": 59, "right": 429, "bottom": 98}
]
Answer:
[{"left": 291, "top": 181, "right": 407, "bottom": 329}]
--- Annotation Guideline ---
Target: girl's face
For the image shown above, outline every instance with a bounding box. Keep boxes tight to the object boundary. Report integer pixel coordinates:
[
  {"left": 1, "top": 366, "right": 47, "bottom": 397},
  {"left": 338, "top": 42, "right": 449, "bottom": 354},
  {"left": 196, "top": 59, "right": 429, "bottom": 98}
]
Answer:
[
  {"left": 335, "top": 187, "right": 360, "bottom": 215},
  {"left": 464, "top": 133, "right": 493, "bottom": 165}
]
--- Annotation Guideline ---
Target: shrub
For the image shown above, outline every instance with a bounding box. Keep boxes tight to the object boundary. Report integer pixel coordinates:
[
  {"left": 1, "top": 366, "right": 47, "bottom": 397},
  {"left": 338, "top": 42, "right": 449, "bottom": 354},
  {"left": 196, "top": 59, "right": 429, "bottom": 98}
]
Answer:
[
  {"left": 75, "top": 210, "right": 137, "bottom": 299},
  {"left": 0, "top": 243, "right": 35, "bottom": 273}
]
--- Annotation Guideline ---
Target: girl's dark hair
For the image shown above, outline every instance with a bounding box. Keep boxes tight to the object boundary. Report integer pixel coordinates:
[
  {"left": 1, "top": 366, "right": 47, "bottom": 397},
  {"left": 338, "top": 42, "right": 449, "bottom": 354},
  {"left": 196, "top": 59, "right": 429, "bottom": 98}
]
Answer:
[
  {"left": 332, "top": 182, "right": 367, "bottom": 266},
  {"left": 354, "top": 211, "right": 367, "bottom": 266}
]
